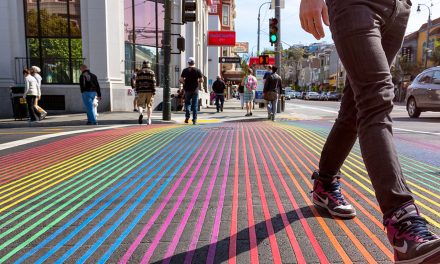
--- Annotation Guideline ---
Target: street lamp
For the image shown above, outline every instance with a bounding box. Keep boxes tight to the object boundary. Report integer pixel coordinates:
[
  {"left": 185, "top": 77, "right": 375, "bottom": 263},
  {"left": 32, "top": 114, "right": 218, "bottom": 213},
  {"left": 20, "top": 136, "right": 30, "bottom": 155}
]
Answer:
[
  {"left": 417, "top": 3, "right": 432, "bottom": 68},
  {"left": 257, "top": 2, "right": 271, "bottom": 56}
]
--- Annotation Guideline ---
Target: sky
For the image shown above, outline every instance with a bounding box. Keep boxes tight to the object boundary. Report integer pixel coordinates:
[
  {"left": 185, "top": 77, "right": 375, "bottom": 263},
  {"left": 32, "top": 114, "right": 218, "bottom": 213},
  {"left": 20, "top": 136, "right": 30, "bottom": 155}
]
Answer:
[{"left": 235, "top": 0, "right": 440, "bottom": 55}]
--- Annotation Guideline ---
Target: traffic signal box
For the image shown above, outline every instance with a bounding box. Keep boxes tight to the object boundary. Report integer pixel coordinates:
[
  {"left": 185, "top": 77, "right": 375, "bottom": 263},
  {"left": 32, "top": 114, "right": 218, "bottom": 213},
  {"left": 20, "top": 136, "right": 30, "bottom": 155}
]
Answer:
[
  {"left": 183, "top": 0, "right": 197, "bottom": 23},
  {"left": 269, "top": 18, "right": 278, "bottom": 45},
  {"left": 259, "top": 55, "right": 270, "bottom": 65}
]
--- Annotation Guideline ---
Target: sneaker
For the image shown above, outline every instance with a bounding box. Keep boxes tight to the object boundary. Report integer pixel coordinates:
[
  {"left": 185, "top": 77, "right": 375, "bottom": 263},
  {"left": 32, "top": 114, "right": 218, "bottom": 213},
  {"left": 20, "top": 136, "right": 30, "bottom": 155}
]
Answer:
[
  {"left": 184, "top": 118, "right": 189, "bottom": 124},
  {"left": 384, "top": 203, "right": 440, "bottom": 263},
  {"left": 147, "top": 118, "right": 151, "bottom": 125},
  {"left": 133, "top": 109, "right": 138, "bottom": 112},
  {"left": 192, "top": 120, "right": 197, "bottom": 125},
  {"left": 138, "top": 114, "right": 143, "bottom": 124},
  {"left": 311, "top": 171, "right": 356, "bottom": 218},
  {"left": 40, "top": 112, "right": 47, "bottom": 120},
  {"left": 250, "top": 112, "right": 252, "bottom": 116}
]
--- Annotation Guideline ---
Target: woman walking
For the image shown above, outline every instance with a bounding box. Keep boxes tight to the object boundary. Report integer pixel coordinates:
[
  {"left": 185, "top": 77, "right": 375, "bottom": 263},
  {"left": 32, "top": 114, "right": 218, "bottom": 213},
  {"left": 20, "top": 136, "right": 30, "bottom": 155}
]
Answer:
[
  {"left": 23, "top": 69, "right": 41, "bottom": 122},
  {"left": 242, "top": 69, "right": 257, "bottom": 116}
]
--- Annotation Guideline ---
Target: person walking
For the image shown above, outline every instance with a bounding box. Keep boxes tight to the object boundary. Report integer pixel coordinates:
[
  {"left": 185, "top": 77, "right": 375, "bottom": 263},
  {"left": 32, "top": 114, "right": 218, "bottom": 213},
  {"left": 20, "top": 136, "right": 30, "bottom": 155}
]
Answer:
[
  {"left": 180, "top": 57, "right": 203, "bottom": 125},
  {"left": 131, "top": 68, "right": 139, "bottom": 112},
  {"left": 23, "top": 69, "right": 40, "bottom": 122},
  {"left": 31, "top": 66, "right": 47, "bottom": 120},
  {"left": 300, "top": 0, "right": 440, "bottom": 263},
  {"left": 238, "top": 82, "right": 245, "bottom": 109},
  {"left": 79, "top": 65, "right": 101, "bottom": 125},
  {"left": 242, "top": 68, "right": 257, "bottom": 116},
  {"left": 135, "top": 61, "right": 156, "bottom": 125},
  {"left": 212, "top": 76, "right": 226, "bottom": 112},
  {"left": 263, "top": 66, "right": 282, "bottom": 121}
]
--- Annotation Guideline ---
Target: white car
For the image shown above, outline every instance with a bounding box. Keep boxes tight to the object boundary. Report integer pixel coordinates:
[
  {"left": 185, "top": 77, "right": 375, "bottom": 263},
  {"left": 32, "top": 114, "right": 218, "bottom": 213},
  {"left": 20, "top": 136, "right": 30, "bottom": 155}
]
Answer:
[{"left": 305, "top": 92, "right": 320, "bottom": 100}]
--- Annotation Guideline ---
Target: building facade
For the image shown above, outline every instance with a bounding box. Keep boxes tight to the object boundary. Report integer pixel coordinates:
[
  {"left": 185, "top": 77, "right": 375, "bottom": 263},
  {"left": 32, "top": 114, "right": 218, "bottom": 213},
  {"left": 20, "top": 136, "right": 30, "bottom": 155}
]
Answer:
[{"left": 0, "top": 0, "right": 211, "bottom": 118}]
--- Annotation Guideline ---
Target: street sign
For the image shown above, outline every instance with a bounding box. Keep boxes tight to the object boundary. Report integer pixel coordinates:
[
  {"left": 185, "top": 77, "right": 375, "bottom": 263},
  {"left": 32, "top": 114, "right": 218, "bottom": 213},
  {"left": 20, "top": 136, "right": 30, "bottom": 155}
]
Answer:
[
  {"left": 233, "top": 42, "right": 249, "bottom": 53},
  {"left": 219, "top": 57, "right": 241, "bottom": 63},
  {"left": 208, "top": 31, "right": 236, "bottom": 46}
]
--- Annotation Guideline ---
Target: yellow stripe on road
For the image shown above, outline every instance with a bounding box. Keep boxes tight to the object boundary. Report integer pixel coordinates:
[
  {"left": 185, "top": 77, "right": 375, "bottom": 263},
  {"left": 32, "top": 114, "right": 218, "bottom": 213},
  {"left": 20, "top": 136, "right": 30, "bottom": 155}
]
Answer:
[{"left": 0, "top": 126, "right": 176, "bottom": 213}]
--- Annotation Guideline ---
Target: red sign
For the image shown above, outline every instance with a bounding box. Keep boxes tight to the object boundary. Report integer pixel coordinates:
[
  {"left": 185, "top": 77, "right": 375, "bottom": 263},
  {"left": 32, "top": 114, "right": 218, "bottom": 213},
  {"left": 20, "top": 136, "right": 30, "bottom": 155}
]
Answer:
[
  {"left": 249, "top": 57, "right": 275, "bottom": 66},
  {"left": 207, "top": 31, "right": 236, "bottom": 46}
]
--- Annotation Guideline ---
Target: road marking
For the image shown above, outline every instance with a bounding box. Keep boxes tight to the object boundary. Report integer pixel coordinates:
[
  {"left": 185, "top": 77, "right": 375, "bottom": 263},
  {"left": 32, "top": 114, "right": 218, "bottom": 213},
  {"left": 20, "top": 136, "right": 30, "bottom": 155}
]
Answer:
[
  {"left": 293, "top": 105, "right": 440, "bottom": 136},
  {"left": 0, "top": 125, "right": 130, "bottom": 151},
  {"left": 394, "top": 127, "right": 440, "bottom": 136}
]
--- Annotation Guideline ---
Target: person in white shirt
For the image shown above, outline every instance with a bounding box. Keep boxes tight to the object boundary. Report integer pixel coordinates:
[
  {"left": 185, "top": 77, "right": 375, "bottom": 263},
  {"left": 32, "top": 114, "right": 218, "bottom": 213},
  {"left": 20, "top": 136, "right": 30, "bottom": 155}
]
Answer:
[
  {"left": 23, "top": 69, "right": 40, "bottom": 122},
  {"left": 31, "top": 66, "right": 47, "bottom": 119}
]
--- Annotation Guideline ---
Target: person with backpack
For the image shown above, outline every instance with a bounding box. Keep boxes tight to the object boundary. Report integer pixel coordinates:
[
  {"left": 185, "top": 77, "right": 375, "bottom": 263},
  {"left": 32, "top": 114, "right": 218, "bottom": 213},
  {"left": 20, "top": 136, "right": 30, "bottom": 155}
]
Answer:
[
  {"left": 212, "top": 76, "right": 226, "bottom": 112},
  {"left": 242, "top": 68, "right": 257, "bottom": 116},
  {"left": 136, "top": 61, "right": 156, "bottom": 125},
  {"left": 263, "top": 66, "right": 282, "bottom": 121},
  {"left": 180, "top": 57, "right": 203, "bottom": 125},
  {"left": 79, "top": 65, "right": 101, "bottom": 125}
]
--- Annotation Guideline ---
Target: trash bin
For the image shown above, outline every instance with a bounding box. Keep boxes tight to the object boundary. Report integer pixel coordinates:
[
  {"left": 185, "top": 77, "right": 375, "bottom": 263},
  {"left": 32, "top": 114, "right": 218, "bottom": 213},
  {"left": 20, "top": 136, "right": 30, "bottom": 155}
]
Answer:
[{"left": 10, "top": 86, "right": 28, "bottom": 120}]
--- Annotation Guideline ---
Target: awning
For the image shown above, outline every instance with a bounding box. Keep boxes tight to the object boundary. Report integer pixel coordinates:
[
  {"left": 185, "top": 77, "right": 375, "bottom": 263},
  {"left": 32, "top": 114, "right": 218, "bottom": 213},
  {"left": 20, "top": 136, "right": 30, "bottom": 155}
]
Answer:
[{"left": 223, "top": 70, "right": 244, "bottom": 82}]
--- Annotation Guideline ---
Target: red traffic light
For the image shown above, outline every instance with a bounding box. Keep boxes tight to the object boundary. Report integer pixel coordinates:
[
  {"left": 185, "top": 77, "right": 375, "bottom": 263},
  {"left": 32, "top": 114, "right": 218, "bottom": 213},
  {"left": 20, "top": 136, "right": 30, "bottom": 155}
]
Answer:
[{"left": 259, "top": 55, "right": 269, "bottom": 65}]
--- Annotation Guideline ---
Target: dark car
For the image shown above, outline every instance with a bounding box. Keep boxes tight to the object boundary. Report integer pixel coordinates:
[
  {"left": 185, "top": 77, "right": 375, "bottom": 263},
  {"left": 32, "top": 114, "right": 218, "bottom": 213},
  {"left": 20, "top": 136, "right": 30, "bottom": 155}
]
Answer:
[
  {"left": 326, "top": 91, "right": 342, "bottom": 101},
  {"left": 405, "top": 67, "right": 440, "bottom": 118}
]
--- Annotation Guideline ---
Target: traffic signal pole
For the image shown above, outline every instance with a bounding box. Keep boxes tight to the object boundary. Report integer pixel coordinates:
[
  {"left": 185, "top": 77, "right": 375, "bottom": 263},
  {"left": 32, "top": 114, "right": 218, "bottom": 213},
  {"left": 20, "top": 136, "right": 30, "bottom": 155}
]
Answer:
[
  {"left": 275, "top": 0, "right": 281, "bottom": 70},
  {"left": 163, "top": 0, "right": 171, "bottom": 120},
  {"left": 257, "top": 2, "right": 271, "bottom": 56}
]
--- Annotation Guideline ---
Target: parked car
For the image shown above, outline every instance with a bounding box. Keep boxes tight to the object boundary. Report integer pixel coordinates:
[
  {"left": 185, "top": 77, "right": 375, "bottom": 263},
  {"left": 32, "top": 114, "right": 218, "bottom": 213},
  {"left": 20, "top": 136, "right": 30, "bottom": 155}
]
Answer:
[
  {"left": 305, "top": 92, "right": 321, "bottom": 100},
  {"left": 405, "top": 67, "right": 440, "bottom": 118},
  {"left": 319, "top": 92, "right": 328, "bottom": 101},
  {"left": 326, "top": 91, "right": 342, "bottom": 101},
  {"left": 292, "top": 91, "right": 302, "bottom": 99}
]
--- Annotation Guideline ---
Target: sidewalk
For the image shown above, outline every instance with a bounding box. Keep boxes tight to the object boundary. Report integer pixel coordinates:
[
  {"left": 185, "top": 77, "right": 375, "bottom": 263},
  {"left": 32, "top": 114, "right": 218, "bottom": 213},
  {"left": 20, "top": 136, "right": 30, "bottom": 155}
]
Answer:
[{"left": 0, "top": 99, "right": 266, "bottom": 128}]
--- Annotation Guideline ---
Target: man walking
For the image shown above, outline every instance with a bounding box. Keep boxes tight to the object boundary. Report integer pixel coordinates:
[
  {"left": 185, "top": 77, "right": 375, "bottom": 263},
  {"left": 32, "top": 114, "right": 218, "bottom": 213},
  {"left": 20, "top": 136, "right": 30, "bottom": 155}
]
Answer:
[
  {"left": 79, "top": 65, "right": 101, "bottom": 125},
  {"left": 263, "top": 66, "right": 282, "bottom": 121},
  {"left": 136, "top": 61, "right": 156, "bottom": 125},
  {"left": 180, "top": 57, "right": 203, "bottom": 125},
  {"left": 300, "top": 0, "right": 440, "bottom": 263},
  {"left": 212, "top": 76, "right": 226, "bottom": 112}
]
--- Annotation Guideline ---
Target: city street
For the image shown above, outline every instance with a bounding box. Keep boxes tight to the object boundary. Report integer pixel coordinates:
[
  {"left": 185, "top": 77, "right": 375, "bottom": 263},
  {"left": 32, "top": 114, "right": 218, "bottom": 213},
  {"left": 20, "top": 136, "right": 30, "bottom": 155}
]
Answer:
[{"left": 0, "top": 99, "right": 439, "bottom": 263}]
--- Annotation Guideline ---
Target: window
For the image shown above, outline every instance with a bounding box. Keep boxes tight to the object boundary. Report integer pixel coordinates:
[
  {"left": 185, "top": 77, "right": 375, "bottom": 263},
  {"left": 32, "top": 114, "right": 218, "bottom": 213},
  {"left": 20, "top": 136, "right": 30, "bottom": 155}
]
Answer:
[
  {"left": 222, "top": 4, "right": 230, "bottom": 26},
  {"left": 24, "top": 0, "right": 82, "bottom": 84},
  {"left": 432, "top": 71, "right": 440, "bottom": 85},
  {"left": 418, "top": 72, "right": 433, "bottom": 84},
  {"left": 124, "top": 0, "right": 164, "bottom": 86}
]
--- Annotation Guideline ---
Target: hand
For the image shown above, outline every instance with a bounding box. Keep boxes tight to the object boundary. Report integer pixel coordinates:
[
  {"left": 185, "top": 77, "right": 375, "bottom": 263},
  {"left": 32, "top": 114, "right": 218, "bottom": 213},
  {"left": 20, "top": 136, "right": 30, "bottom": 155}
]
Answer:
[{"left": 299, "top": 0, "right": 330, "bottom": 40}]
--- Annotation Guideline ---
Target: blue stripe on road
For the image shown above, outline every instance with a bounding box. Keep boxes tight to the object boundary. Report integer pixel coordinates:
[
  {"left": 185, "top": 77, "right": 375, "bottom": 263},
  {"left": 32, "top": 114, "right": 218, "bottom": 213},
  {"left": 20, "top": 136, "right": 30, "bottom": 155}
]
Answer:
[
  {"left": 80, "top": 133, "right": 205, "bottom": 263},
  {"left": 17, "top": 131, "right": 193, "bottom": 264},
  {"left": 52, "top": 132, "right": 202, "bottom": 263}
]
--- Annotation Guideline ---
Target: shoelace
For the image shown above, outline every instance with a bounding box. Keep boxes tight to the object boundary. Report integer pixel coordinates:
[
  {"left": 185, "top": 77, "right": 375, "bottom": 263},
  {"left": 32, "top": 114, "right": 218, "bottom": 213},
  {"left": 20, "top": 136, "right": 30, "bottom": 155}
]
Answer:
[
  {"left": 394, "top": 216, "right": 437, "bottom": 241},
  {"left": 327, "top": 181, "right": 348, "bottom": 205}
]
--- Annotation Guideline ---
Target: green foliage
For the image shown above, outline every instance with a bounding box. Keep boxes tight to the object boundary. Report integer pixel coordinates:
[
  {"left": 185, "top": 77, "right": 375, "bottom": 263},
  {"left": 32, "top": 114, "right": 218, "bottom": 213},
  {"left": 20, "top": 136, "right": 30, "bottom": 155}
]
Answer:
[{"left": 26, "top": 9, "right": 82, "bottom": 59}]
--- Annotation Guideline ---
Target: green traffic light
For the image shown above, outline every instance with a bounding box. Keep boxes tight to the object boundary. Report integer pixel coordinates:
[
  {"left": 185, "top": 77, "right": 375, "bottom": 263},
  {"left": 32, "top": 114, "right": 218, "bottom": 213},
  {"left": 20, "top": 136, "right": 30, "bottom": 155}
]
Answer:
[{"left": 270, "top": 34, "right": 277, "bottom": 43}]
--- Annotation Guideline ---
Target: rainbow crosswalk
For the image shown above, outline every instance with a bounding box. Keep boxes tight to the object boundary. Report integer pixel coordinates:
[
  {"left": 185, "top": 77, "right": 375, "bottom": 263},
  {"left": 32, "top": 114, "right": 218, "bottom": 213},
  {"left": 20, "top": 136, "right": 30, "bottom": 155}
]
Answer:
[{"left": 0, "top": 121, "right": 439, "bottom": 263}]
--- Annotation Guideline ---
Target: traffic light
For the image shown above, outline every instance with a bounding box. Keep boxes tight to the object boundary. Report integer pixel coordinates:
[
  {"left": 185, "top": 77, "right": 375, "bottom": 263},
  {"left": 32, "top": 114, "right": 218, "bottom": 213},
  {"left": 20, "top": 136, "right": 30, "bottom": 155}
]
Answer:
[
  {"left": 269, "top": 18, "right": 278, "bottom": 45},
  {"left": 177, "top": 37, "right": 185, "bottom": 52},
  {"left": 259, "top": 55, "right": 269, "bottom": 65},
  {"left": 183, "top": 0, "right": 196, "bottom": 23}
]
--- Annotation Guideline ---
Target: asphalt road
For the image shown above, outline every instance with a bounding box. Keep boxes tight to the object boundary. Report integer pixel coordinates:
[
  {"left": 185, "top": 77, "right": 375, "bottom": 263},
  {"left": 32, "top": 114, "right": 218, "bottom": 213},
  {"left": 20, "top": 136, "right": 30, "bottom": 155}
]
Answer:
[{"left": 0, "top": 99, "right": 439, "bottom": 263}]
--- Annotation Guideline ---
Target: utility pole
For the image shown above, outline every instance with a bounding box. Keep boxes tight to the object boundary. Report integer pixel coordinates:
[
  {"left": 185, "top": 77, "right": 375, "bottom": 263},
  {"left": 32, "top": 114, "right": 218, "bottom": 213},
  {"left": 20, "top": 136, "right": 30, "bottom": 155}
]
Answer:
[
  {"left": 163, "top": 0, "right": 172, "bottom": 120},
  {"left": 275, "top": 0, "right": 282, "bottom": 113},
  {"left": 257, "top": 2, "right": 271, "bottom": 56},
  {"left": 274, "top": 0, "right": 281, "bottom": 70}
]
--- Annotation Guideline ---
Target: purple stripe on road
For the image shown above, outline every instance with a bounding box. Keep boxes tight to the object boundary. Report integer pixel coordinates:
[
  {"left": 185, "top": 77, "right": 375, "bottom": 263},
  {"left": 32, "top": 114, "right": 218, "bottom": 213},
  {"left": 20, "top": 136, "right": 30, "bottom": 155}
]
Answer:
[
  {"left": 182, "top": 131, "right": 231, "bottom": 264},
  {"left": 206, "top": 127, "right": 234, "bottom": 264},
  {"left": 119, "top": 131, "right": 217, "bottom": 263}
]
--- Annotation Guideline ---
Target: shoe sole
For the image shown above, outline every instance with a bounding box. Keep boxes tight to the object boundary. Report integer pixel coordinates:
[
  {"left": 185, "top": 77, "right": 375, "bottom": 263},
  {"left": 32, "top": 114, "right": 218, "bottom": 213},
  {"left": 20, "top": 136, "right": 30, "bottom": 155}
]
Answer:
[
  {"left": 312, "top": 198, "right": 357, "bottom": 219},
  {"left": 396, "top": 246, "right": 440, "bottom": 264}
]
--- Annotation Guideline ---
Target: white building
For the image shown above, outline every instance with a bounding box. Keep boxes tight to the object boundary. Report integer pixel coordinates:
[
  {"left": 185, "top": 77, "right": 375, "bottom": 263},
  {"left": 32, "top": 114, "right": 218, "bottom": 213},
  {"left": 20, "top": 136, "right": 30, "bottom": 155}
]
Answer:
[{"left": 0, "top": 0, "right": 211, "bottom": 118}]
